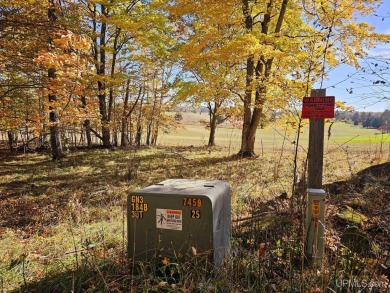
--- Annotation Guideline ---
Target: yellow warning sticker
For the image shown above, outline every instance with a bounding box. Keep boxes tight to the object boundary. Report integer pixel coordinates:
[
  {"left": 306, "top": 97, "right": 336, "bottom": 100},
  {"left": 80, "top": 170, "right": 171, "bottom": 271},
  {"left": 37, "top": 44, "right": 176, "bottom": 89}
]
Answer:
[{"left": 312, "top": 200, "right": 320, "bottom": 217}]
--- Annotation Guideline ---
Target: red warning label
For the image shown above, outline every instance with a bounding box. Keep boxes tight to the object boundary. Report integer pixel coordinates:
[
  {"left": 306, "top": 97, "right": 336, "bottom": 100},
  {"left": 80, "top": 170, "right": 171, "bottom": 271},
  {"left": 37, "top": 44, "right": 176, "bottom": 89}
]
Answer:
[{"left": 302, "top": 96, "right": 335, "bottom": 119}]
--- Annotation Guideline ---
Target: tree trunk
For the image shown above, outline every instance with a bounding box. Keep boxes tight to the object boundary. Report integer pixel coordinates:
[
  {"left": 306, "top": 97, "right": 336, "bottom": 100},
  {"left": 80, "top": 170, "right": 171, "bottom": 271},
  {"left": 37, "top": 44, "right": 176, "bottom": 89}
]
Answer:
[
  {"left": 239, "top": 54, "right": 256, "bottom": 157},
  {"left": 135, "top": 92, "right": 144, "bottom": 146},
  {"left": 84, "top": 120, "right": 92, "bottom": 148},
  {"left": 238, "top": 0, "right": 255, "bottom": 157},
  {"left": 108, "top": 27, "right": 121, "bottom": 122},
  {"left": 129, "top": 114, "right": 133, "bottom": 145},
  {"left": 151, "top": 75, "right": 164, "bottom": 146},
  {"left": 121, "top": 80, "right": 142, "bottom": 147},
  {"left": 113, "top": 129, "right": 118, "bottom": 146},
  {"left": 48, "top": 84, "right": 65, "bottom": 159},
  {"left": 208, "top": 117, "right": 217, "bottom": 147},
  {"left": 93, "top": 4, "right": 111, "bottom": 148},
  {"left": 120, "top": 79, "right": 131, "bottom": 147},
  {"left": 48, "top": 2, "right": 64, "bottom": 160},
  {"left": 7, "top": 131, "right": 15, "bottom": 152},
  {"left": 238, "top": 0, "right": 288, "bottom": 157},
  {"left": 146, "top": 122, "right": 151, "bottom": 146},
  {"left": 101, "top": 122, "right": 111, "bottom": 147},
  {"left": 107, "top": 27, "right": 121, "bottom": 148},
  {"left": 146, "top": 92, "right": 158, "bottom": 146},
  {"left": 208, "top": 103, "right": 218, "bottom": 147},
  {"left": 135, "top": 125, "right": 142, "bottom": 146},
  {"left": 151, "top": 128, "right": 158, "bottom": 145},
  {"left": 97, "top": 65, "right": 110, "bottom": 147},
  {"left": 121, "top": 118, "right": 129, "bottom": 147},
  {"left": 80, "top": 96, "right": 92, "bottom": 148}
]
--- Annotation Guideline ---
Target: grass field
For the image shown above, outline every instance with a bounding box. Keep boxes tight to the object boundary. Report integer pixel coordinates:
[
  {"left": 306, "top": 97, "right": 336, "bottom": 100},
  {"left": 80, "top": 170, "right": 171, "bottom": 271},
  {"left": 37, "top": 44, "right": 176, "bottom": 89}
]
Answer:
[
  {"left": 0, "top": 117, "right": 389, "bottom": 292},
  {"left": 161, "top": 113, "right": 390, "bottom": 151}
]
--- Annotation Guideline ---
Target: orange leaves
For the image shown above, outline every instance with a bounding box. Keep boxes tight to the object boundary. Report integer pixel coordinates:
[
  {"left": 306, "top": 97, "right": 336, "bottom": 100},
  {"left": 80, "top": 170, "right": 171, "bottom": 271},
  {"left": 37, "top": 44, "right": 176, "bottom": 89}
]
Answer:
[
  {"left": 35, "top": 50, "right": 87, "bottom": 70},
  {"left": 0, "top": 0, "right": 98, "bottom": 139},
  {"left": 32, "top": 30, "right": 94, "bottom": 127},
  {"left": 161, "top": 257, "right": 169, "bottom": 265},
  {"left": 258, "top": 243, "right": 267, "bottom": 258},
  {"left": 52, "top": 31, "right": 91, "bottom": 52},
  {"left": 53, "top": 37, "right": 70, "bottom": 47}
]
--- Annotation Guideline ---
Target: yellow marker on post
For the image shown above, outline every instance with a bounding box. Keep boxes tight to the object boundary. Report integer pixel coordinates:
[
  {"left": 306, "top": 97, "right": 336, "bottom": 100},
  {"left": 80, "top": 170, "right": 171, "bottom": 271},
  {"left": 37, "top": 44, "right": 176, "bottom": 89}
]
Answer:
[
  {"left": 305, "top": 188, "right": 325, "bottom": 267},
  {"left": 312, "top": 200, "right": 320, "bottom": 217}
]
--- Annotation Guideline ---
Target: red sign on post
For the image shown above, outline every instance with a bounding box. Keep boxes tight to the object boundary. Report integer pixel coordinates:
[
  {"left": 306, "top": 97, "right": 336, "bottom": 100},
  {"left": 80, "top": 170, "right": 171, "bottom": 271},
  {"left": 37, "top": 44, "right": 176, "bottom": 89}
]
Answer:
[{"left": 302, "top": 96, "right": 335, "bottom": 119}]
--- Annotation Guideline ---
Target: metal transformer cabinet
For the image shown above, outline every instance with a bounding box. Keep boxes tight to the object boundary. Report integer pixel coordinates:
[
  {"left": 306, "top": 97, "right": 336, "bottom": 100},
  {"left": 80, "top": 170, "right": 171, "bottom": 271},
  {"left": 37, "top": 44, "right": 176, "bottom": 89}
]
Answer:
[{"left": 128, "top": 179, "right": 231, "bottom": 267}]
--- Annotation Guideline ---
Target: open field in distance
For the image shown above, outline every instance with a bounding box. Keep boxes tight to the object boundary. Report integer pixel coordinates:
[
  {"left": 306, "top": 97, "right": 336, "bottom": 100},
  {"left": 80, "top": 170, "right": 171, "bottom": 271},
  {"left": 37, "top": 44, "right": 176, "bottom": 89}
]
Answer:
[{"left": 161, "top": 112, "right": 390, "bottom": 152}]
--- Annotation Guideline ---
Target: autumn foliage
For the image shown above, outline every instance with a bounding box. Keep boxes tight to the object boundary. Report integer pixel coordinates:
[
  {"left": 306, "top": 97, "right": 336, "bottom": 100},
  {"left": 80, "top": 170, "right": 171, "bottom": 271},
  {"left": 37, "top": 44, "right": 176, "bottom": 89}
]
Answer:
[{"left": 0, "top": 0, "right": 388, "bottom": 158}]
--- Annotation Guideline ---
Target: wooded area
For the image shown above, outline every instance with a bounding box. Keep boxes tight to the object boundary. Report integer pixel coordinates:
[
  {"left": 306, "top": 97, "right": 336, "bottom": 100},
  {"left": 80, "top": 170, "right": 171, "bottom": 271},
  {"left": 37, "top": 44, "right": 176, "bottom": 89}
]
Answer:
[{"left": 1, "top": 0, "right": 388, "bottom": 159}]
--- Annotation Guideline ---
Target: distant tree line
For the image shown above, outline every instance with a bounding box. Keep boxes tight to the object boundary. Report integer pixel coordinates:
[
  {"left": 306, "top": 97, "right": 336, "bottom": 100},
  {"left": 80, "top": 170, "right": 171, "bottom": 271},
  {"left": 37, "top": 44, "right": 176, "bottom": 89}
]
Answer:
[{"left": 336, "top": 110, "right": 390, "bottom": 132}]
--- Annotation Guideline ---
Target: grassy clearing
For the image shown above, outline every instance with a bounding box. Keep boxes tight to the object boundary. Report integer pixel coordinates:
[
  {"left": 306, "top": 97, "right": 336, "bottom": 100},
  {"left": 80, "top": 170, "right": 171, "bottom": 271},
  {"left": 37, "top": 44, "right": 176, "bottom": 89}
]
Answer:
[
  {"left": 160, "top": 120, "right": 389, "bottom": 151},
  {"left": 0, "top": 121, "right": 389, "bottom": 292}
]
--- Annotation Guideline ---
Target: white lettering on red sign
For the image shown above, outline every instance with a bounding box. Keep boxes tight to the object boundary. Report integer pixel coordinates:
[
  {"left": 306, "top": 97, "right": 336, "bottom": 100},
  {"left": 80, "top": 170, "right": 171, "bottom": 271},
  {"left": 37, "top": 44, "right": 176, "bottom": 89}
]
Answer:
[{"left": 302, "top": 96, "right": 335, "bottom": 119}]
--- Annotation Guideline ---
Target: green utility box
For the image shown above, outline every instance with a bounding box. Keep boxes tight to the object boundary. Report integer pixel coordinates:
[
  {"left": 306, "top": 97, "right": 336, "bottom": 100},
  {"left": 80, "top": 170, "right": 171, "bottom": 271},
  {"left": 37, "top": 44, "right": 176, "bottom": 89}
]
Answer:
[{"left": 128, "top": 179, "right": 231, "bottom": 267}]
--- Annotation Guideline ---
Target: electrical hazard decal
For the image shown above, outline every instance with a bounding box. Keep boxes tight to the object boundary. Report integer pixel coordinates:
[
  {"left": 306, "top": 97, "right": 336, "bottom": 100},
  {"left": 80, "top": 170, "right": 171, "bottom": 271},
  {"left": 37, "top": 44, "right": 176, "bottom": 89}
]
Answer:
[{"left": 156, "top": 209, "right": 182, "bottom": 231}]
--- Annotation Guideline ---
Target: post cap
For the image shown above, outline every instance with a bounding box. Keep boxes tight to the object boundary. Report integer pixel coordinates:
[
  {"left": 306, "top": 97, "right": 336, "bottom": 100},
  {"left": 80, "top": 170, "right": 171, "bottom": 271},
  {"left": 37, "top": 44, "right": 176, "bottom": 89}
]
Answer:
[{"left": 307, "top": 188, "right": 326, "bottom": 195}]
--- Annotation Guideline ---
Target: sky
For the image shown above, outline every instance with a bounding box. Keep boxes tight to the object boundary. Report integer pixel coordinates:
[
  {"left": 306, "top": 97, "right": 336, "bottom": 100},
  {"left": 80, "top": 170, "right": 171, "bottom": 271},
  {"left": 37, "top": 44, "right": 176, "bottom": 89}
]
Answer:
[{"left": 316, "top": 2, "right": 390, "bottom": 113}]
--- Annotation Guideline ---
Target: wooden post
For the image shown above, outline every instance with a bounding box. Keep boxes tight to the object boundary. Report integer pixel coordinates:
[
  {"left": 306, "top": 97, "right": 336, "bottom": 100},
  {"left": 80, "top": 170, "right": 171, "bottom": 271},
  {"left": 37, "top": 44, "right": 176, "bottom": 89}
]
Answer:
[
  {"left": 305, "top": 89, "right": 326, "bottom": 267},
  {"left": 307, "top": 89, "right": 326, "bottom": 188}
]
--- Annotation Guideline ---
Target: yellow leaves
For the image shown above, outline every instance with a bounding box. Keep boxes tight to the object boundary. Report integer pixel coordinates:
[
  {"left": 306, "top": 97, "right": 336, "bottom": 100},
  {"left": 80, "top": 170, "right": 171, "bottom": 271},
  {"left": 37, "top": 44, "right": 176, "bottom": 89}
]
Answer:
[
  {"left": 158, "top": 281, "right": 168, "bottom": 288},
  {"left": 241, "top": 259, "right": 248, "bottom": 269},
  {"left": 35, "top": 51, "right": 60, "bottom": 68},
  {"left": 171, "top": 0, "right": 238, "bottom": 25},
  {"left": 335, "top": 100, "right": 354, "bottom": 112},
  {"left": 304, "top": 0, "right": 389, "bottom": 70},
  {"left": 182, "top": 31, "right": 262, "bottom": 66},
  {"left": 223, "top": 34, "right": 260, "bottom": 59},
  {"left": 52, "top": 32, "right": 91, "bottom": 52},
  {"left": 149, "top": 0, "right": 167, "bottom": 10}
]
